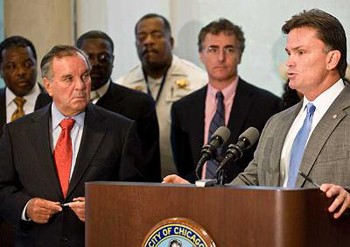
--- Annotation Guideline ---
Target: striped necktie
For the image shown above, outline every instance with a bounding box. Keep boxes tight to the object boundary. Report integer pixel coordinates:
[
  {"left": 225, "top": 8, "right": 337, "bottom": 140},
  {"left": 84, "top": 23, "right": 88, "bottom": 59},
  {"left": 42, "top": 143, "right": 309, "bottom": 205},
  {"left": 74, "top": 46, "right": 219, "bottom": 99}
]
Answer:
[
  {"left": 205, "top": 91, "right": 225, "bottom": 179},
  {"left": 11, "top": 97, "right": 26, "bottom": 121}
]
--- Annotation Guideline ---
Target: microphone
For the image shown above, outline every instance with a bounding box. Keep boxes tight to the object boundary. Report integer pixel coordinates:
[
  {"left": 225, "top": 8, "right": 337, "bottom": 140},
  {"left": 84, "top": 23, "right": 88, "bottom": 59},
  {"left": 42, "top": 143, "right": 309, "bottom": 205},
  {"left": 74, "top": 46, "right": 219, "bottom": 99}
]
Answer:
[
  {"left": 215, "top": 127, "right": 260, "bottom": 174},
  {"left": 195, "top": 126, "right": 231, "bottom": 179}
]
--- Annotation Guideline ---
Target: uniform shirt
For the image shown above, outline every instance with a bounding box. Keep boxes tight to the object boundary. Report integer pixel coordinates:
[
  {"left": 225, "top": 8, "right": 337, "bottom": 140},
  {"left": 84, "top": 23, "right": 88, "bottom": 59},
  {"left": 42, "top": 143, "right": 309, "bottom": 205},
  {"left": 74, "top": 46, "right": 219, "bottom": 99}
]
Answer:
[{"left": 117, "top": 55, "right": 207, "bottom": 176}]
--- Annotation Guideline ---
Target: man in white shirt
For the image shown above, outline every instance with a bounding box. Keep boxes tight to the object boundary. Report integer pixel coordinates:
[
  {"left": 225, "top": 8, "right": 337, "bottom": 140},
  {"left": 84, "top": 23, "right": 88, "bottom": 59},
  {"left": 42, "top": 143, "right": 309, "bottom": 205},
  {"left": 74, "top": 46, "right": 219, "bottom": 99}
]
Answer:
[
  {"left": 0, "top": 36, "right": 44, "bottom": 138},
  {"left": 117, "top": 13, "right": 207, "bottom": 177}
]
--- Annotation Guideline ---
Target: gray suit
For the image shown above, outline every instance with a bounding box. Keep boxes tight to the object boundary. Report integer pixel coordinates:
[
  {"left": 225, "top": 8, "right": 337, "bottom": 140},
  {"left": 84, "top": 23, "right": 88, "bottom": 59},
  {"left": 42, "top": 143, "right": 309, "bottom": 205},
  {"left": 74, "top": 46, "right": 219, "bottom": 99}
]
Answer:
[{"left": 232, "top": 83, "right": 350, "bottom": 188}]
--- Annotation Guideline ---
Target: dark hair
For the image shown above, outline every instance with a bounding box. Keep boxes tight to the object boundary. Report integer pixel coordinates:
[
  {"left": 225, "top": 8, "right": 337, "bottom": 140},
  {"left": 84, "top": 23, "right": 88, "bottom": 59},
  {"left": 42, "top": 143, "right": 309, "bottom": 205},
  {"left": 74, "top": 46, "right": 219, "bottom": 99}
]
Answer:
[
  {"left": 197, "top": 18, "right": 245, "bottom": 54},
  {"left": 0, "top": 35, "right": 37, "bottom": 64},
  {"left": 282, "top": 9, "right": 347, "bottom": 79},
  {"left": 135, "top": 13, "right": 171, "bottom": 36},
  {"left": 76, "top": 30, "right": 114, "bottom": 52},
  {"left": 41, "top": 45, "right": 91, "bottom": 80}
]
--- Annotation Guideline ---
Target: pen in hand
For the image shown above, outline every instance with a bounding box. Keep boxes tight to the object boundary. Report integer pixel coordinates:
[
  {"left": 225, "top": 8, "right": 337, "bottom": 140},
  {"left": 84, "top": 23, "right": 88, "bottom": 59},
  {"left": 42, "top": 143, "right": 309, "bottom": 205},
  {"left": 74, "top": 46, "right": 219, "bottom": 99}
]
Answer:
[
  {"left": 61, "top": 201, "right": 84, "bottom": 207},
  {"left": 298, "top": 170, "right": 320, "bottom": 188}
]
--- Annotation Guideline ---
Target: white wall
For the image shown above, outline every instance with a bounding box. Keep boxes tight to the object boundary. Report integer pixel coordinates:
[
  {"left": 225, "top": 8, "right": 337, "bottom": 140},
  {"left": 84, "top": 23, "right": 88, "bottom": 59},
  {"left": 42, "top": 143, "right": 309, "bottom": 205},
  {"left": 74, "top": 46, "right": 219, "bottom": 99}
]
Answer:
[{"left": 77, "top": 0, "right": 350, "bottom": 96}]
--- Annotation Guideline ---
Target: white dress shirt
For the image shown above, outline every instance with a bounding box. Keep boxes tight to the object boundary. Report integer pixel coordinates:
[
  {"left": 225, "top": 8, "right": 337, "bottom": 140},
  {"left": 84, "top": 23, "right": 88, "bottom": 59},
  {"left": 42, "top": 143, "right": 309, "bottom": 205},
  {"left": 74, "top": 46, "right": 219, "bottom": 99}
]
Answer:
[{"left": 6, "top": 83, "right": 41, "bottom": 123}]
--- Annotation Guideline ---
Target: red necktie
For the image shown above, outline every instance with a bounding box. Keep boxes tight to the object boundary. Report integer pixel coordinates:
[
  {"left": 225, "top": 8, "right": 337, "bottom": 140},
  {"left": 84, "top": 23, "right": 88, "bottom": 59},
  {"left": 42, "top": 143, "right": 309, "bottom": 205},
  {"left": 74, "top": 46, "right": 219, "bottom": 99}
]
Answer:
[{"left": 54, "top": 119, "right": 75, "bottom": 198}]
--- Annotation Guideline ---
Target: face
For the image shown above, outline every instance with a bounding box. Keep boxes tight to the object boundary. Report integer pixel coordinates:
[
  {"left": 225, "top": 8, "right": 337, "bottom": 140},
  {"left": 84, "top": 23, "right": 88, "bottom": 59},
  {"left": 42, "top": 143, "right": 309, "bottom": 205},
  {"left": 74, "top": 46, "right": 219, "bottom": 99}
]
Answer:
[
  {"left": 135, "top": 17, "right": 173, "bottom": 69},
  {"left": 44, "top": 53, "right": 91, "bottom": 116},
  {"left": 285, "top": 27, "right": 332, "bottom": 97},
  {"left": 0, "top": 46, "right": 37, "bottom": 97},
  {"left": 80, "top": 38, "right": 114, "bottom": 91},
  {"left": 199, "top": 32, "right": 241, "bottom": 86}
]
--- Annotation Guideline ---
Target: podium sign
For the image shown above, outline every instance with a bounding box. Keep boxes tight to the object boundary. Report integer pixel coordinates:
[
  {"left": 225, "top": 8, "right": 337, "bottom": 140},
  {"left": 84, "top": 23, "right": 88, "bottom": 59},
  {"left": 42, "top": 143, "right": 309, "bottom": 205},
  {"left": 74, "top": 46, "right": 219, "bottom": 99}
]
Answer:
[{"left": 85, "top": 182, "right": 350, "bottom": 247}]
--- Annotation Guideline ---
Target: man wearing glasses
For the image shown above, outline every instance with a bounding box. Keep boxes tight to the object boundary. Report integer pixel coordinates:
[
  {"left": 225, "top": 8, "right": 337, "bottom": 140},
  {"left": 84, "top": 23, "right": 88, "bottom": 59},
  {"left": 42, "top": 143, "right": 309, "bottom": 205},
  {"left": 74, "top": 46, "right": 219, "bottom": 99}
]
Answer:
[{"left": 171, "top": 19, "right": 281, "bottom": 183}]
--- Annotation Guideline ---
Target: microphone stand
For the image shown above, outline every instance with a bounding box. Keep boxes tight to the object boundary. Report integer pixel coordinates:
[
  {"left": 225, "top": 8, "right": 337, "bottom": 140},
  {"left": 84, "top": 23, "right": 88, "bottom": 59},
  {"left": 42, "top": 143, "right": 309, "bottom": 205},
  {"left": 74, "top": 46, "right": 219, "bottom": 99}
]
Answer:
[{"left": 217, "top": 169, "right": 225, "bottom": 186}]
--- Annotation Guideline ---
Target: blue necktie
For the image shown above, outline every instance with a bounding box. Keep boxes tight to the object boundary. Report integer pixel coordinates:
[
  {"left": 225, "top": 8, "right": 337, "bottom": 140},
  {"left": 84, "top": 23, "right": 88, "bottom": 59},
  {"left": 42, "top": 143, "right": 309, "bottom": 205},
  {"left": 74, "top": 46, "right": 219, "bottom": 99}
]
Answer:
[
  {"left": 206, "top": 91, "right": 225, "bottom": 179},
  {"left": 287, "top": 103, "right": 316, "bottom": 187}
]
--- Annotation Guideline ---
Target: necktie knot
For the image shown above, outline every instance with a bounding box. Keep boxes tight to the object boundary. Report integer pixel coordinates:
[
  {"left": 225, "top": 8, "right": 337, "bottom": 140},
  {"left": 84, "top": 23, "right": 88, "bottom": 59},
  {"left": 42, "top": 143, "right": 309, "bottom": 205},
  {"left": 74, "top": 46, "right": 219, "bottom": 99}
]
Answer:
[
  {"left": 216, "top": 91, "right": 224, "bottom": 101},
  {"left": 14, "top": 96, "right": 26, "bottom": 107},
  {"left": 60, "top": 119, "right": 75, "bottom": 131},
  {"left": 306, "top": 103, "right": 316, "bottom": 115}
]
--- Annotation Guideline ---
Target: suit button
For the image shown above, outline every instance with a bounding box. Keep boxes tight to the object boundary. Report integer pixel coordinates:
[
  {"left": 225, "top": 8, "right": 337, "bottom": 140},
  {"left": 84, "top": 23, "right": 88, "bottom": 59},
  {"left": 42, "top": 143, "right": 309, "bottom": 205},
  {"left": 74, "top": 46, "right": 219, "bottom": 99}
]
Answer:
[{"left": 62, "top": 236, "right": 69, "bottom": 242}]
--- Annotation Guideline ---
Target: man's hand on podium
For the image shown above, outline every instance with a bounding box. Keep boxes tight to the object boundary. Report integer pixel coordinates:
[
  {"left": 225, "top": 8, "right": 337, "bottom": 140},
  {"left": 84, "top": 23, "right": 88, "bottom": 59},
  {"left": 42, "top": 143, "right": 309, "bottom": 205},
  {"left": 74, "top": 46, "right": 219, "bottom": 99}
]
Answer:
[
  {"left": 321, "top": 184, "right": 350, "bottom": 219},
  {"left": 163, "top": 174, "right": 191, "bottom": 184}
]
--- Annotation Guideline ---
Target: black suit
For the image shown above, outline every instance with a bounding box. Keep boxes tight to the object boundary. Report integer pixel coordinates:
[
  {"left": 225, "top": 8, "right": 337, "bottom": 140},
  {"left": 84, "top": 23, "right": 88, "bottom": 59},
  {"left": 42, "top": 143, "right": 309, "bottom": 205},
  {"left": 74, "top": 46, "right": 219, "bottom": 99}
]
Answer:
[
  {"left": 0, "top": 103, "right": 144, "bottom": 247},
  {"left": 171, "top": 78, "right": 281, "bottom": 183},
  {"left": 36, "top": 82, "right": 161, "bottom": 182}
]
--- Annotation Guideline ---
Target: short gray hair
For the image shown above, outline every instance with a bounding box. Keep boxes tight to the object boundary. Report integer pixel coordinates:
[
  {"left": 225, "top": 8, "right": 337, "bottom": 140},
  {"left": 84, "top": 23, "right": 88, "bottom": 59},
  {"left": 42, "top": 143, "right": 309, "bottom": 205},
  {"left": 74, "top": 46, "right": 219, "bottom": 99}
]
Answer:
[{"left": 41, "top": 45, "right": 91, "bottom": 80}]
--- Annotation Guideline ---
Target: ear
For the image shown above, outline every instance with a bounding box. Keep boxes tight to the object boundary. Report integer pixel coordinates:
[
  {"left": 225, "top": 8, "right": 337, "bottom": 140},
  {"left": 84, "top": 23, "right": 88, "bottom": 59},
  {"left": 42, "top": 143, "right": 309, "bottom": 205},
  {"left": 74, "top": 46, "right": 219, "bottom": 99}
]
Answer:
[
  {"left": 170, "top": 37, "right": 174, "bottom": 49},
  {"left": 199, "top": 50, "right": 205, "bottom": 65},
  {"left": 43, "top": 78, "right": 53, "bottom": 97},
  {"left": 111, "top": 54, "right": 115, "bottom": 68},
  {"left": 238, "top": 53, "right": 242, "bottom": 65},
  {"left": 326, "top": 50, "right": 341, "bottom": 71}
]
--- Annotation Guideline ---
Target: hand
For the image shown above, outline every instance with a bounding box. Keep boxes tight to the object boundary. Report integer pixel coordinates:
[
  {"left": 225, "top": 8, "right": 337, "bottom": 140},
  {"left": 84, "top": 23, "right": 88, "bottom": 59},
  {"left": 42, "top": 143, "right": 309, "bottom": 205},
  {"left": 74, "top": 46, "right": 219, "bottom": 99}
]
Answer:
[
  {"left": 69, "top": 197, "right": 85, "bottom": 222},
  {"left": 162, "top": 174, "right": 191, "bottom": 184},
  {"left": 320, "top": 183, "right": 350, "bottom": 219},
  {"left": 27, "top": 198, "right": 62, "bottom": 224}
]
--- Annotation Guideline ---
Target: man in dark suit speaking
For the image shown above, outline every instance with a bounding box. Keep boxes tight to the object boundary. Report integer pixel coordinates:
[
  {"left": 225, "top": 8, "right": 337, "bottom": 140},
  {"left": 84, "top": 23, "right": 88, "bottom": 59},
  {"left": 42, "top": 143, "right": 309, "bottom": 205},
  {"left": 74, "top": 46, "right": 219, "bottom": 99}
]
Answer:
[{"left": 0, "top": 45, "right": 144, "bottom": 246}]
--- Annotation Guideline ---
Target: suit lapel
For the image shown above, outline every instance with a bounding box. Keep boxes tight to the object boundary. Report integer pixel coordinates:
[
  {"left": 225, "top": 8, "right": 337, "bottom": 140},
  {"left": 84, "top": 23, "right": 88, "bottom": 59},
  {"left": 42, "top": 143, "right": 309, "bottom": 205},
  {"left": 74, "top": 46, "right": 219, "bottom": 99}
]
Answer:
[
  {"left": 268, "top": 103, "right": 302, "bottom": 186},
  {"left": 67, "top": 104, "right": 107, "bottom": 197},
  {"left": 296, "top": 85, "right": 350, "bottom": 187},
  {"left": 227, "top": 79, "right": 253, "bottom": 143},
  {"left": 191, "top": 87, "right": 206, "bottom": 159},
  {"left": 30, "top": 104, "right": 63, "bottom": 198}
]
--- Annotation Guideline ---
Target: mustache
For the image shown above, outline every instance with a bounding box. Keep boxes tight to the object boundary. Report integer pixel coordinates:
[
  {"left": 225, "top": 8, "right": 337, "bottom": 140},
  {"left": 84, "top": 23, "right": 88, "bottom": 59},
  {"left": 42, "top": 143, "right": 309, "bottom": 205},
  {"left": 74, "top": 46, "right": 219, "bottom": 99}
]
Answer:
[{"left": 142, "top": 48, "right": 158, "bottom": 56}]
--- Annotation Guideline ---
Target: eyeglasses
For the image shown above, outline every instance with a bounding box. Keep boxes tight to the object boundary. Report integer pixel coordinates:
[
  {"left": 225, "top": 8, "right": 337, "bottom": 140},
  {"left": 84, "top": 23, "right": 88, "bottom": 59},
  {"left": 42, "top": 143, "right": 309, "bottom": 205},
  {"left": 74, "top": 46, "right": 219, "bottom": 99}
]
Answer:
[{"left": 204, "top": 46, "right": 238, "bottom": 56}]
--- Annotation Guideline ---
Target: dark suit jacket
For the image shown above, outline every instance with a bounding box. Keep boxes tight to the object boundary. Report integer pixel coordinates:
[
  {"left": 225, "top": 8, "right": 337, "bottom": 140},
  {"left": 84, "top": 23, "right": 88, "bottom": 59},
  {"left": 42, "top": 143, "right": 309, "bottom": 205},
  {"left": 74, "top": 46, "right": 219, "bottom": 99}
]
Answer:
[
  {"left": 0, "top": 85, "right": 44, "bottom": 138},
  {"left": 171, "top": 78, "right": 281, "bottom": 183},
  {"left": 36, "top": 82, "right": 161, "bottom": 182},
  {"left": 0, "top": 103, "right": 144, "bottom": 247}
]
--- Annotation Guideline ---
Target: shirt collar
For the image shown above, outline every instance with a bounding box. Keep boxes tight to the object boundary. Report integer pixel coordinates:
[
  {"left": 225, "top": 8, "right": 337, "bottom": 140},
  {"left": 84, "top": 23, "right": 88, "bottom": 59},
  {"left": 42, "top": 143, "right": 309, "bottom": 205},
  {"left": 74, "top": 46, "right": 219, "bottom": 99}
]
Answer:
[
  {"left": 301, "top": 78, "right": 345, "bottom": 115},
  {"left": 51, "top": 102, "right": 85, "bottom": 130},
  {"left": 6, "top": 83, "right": 40, "bottom": 107},
  {"left": 93, "top": 79, "right": 110, "bottom": 99},
  {"left": 207, "top": 76, "right": 239, "bottom": 102}
]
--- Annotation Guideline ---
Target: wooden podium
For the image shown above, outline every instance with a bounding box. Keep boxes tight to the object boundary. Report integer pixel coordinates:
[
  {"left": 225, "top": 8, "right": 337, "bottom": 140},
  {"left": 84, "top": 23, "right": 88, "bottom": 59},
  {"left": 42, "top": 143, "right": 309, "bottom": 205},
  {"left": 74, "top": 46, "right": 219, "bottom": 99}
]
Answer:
[{"left": 85, "top": 182, "right": 350, "bottom": 246}]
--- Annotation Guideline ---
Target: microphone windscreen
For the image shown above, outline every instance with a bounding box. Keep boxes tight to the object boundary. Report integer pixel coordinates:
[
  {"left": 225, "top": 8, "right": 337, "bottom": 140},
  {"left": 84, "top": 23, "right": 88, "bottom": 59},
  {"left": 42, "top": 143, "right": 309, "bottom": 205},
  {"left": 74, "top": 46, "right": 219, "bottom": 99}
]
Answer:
[
  {"left": 239, "top": 127, "right": 260, "bottom": 148},
  {"left": 211, "top": 126, "right": 231, "bottom": 144}
]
